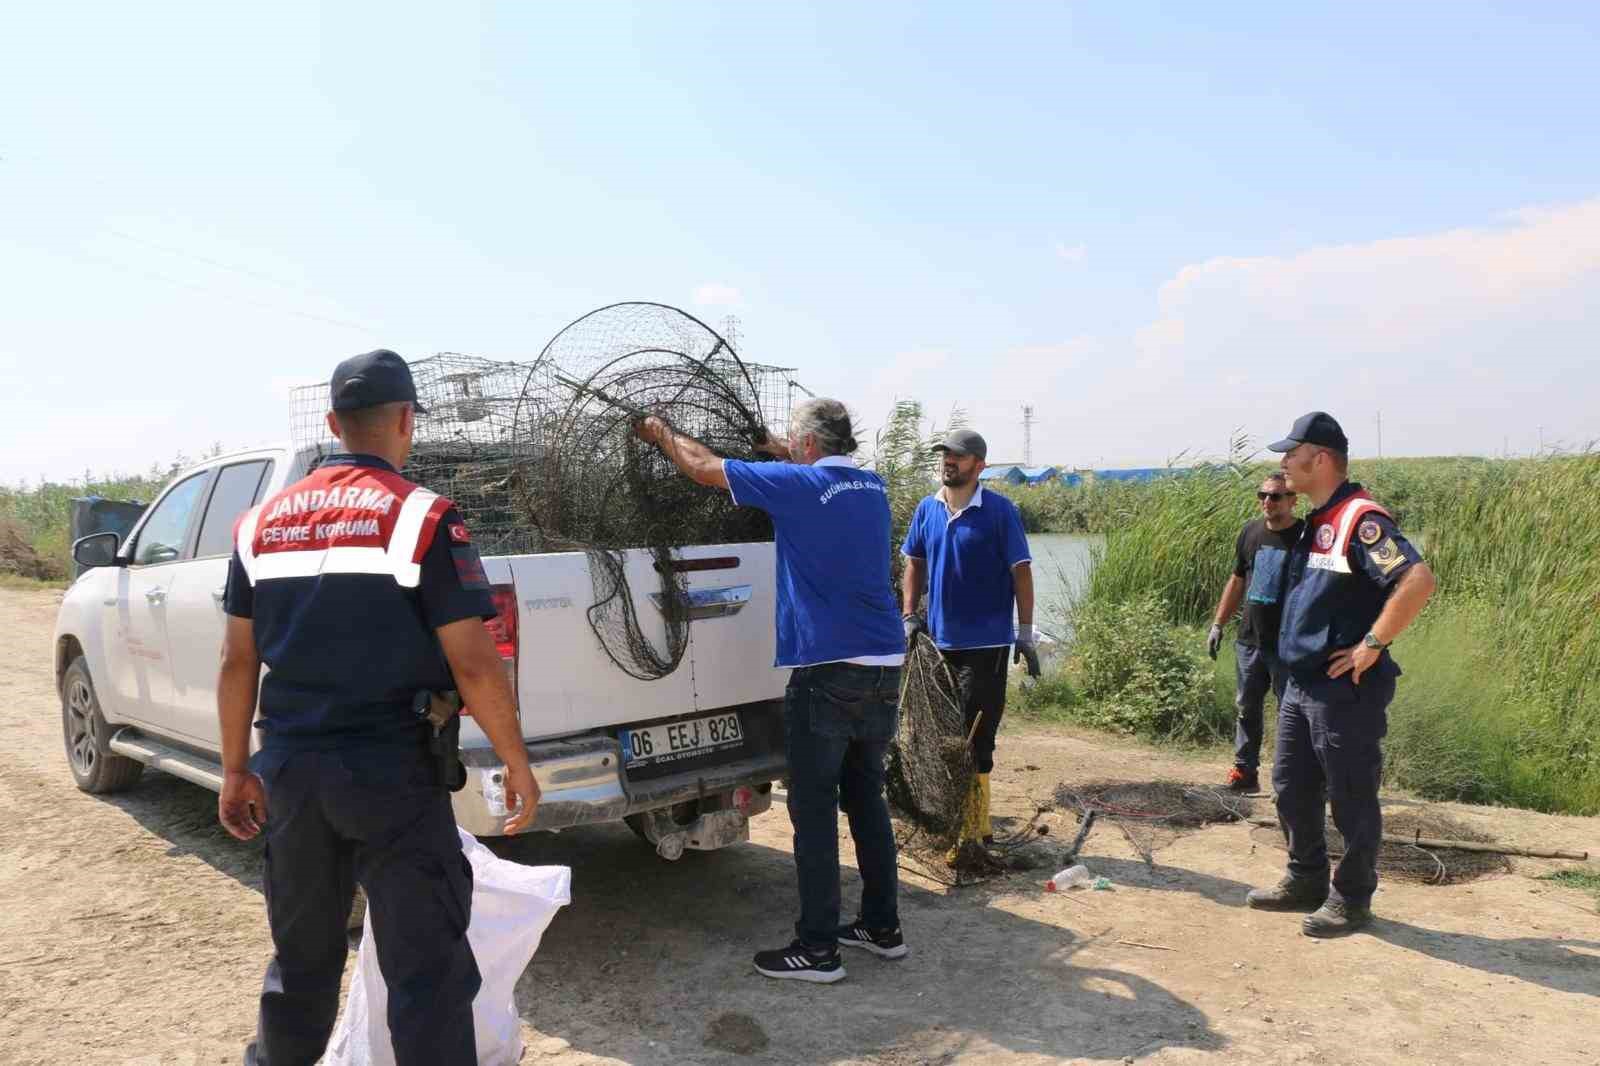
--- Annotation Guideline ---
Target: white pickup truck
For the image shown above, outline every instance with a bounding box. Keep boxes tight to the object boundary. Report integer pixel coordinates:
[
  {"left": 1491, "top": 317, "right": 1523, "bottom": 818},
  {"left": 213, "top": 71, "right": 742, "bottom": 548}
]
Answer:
[{"left": 55, "top": 444, "right": 789, "bottom": 857}]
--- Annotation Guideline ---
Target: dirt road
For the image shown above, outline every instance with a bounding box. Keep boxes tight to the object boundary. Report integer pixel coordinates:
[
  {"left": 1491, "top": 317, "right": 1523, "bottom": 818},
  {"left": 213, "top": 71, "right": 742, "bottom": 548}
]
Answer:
[{"left": 2, "top": 585, "right": 1597, "bottom": 1065}]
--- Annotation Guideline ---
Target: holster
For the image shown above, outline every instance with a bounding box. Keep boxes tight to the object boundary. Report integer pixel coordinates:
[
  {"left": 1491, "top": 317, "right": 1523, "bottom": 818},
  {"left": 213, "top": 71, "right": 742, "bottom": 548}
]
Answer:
[{"left": 413, "top": 689, "right": 468, "bottom": 793}]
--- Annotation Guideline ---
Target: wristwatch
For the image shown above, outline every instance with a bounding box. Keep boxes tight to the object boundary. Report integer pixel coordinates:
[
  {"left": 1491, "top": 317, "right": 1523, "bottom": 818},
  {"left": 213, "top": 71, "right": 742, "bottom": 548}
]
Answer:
[{"left": 1362, "top": 632, "right": 1390, "bottom": 650}]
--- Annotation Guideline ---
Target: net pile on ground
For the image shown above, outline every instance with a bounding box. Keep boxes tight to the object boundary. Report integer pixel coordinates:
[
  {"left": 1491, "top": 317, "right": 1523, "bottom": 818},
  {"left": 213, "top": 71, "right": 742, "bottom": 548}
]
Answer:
[
  {"left": 1054, "top": 780, "right": 1253, "bottom": 864},
  {"left": 289, "top": 303, "right": 797, "bottom": 680},
  {"left": 1248, "top": 808, "right": 1512, "bottom": 885}
]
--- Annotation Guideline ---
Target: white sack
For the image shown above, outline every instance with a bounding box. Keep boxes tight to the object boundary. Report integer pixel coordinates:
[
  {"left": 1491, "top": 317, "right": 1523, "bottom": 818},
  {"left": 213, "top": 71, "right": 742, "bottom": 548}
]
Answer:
[{"left": 323, "top": 829, "right": 572, "bottom": 1066}]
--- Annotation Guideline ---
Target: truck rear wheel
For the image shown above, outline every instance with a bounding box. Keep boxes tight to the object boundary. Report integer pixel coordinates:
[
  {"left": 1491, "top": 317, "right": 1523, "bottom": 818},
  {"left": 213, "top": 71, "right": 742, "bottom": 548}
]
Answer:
[{"left": 61, "top": 656, "right": 144, "bottom": 794}]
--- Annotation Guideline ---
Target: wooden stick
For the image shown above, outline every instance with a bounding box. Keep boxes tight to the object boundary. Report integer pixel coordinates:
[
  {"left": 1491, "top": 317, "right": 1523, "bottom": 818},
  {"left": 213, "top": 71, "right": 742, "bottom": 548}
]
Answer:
[
  {"left": 1115, "top": 939, "right": 1175, "bottom": 951},
  {"left": 1064, "top": 809, "right": 1098, "bottom": 864},
  {"left": 1244, "top": 817, "right": 1588, "bottom": 860}
]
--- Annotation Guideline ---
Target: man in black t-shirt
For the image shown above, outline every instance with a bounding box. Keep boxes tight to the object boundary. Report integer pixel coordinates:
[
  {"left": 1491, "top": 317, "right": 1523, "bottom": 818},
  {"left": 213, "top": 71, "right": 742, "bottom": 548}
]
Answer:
[{"left": 1206, "top": 473, "right": 1304, "bottom": 791}]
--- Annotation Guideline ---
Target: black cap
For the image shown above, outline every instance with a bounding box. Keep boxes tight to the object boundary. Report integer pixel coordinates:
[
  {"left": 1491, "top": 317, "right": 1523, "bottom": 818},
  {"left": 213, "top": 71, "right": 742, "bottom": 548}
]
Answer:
[
  {"left": 1268, "top": 411, "right": 1347, "bottom": 454},
  {"left": 329, "top": 349, "right": 428, "bottom": 413},
  {"left": 932, "top": 428, "right": 988, "bottom": 461}
]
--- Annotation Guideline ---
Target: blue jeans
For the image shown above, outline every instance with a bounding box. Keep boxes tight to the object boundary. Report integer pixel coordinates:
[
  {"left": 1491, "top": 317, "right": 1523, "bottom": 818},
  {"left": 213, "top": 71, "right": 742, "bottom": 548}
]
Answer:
[
  {"left": 1233, "top": 641, "right": 1287, "bottom": 771},
  {"left": 1272, "top": 670, "right": 1394, "bottom": 908},
  {"left": 783, "top": 662, "right": 902, "bottom": 949}
]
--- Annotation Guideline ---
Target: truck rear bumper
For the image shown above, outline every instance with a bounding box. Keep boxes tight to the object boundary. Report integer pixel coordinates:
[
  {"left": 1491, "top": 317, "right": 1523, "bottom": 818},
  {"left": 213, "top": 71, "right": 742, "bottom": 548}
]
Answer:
[{"left": 453, "top": 732, "right": 787, "bottom": 837}]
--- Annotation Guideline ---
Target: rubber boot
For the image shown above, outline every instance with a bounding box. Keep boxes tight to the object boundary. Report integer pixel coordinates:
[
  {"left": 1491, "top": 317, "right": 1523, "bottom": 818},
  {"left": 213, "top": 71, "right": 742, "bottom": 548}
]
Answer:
[
  {"left": 946, "top": 776, "right": 986, "bottom": 864},
  {"left": 976, "top": 773, "right": 993, "bottom": 845}
]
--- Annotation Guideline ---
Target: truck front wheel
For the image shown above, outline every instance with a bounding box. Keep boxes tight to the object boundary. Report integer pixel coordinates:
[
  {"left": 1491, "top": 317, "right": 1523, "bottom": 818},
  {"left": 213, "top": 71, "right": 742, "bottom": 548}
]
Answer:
[{"left": 61, "top": 656, "right": 144, "bottom": 794}]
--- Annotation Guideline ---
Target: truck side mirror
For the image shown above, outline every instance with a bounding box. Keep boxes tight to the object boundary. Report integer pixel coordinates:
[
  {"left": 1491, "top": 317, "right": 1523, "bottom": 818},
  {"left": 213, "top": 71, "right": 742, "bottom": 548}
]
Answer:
[{"left": 72, "top": 531, "right": 123, "bottom": 570}]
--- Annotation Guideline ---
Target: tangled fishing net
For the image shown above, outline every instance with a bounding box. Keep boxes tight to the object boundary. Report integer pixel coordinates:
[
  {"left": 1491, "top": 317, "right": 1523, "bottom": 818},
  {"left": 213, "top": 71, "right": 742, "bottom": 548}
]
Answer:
[
  {"left": 888, "top": 635, "right": 1045, "bottom": 883},
  {"left": 1249, "top": 808, "right": 1511, "bottom": 885},
  {"left": 291, "top": 303, "right": 796, "bottom": 680},
  {"left": 1055, "top": 780, "right": 1252, "bottom": 864}
]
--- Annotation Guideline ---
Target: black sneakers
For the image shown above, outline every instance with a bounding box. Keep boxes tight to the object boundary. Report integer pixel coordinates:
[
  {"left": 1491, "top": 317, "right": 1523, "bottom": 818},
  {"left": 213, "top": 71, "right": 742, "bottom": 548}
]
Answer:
[
  {"left": 1245, "top": 875, "right": 1329, "bottom": 911},
  {"left": 753, "top": 940, "right": 846, "bottom": 983},
  {"left": 836, "top": 921, "right": 910, "bottom": 960}
]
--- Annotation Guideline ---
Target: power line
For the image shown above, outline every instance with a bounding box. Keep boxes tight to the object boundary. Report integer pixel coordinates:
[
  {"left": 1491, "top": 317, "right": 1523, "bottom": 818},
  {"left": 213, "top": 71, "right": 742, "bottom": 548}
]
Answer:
[{"left": 8, "top": 236, "right": 382, "bottom": 335}]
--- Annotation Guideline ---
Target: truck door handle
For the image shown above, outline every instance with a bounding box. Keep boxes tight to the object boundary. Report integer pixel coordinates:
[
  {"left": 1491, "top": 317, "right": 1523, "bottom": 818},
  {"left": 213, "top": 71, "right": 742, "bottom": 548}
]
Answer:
[
  {"left": 649, "top": 584, "right": 752, "bottom": 620},
  {"left": 211, "top": 587, "right": 226, "bottom": 604},
  {"left": 145, "top": 588, "right": 167, "bottom": 606}
]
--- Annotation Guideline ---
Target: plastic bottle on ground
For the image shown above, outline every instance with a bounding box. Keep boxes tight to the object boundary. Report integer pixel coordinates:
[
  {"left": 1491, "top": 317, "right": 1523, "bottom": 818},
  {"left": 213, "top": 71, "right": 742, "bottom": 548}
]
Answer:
[{"left": 1046, "top": 864, "right": 1092, "bottom": 891}]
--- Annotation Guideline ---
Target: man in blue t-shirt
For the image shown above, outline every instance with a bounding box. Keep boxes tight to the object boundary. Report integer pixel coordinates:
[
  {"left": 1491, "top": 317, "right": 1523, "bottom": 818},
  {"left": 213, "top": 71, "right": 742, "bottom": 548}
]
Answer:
[
  {"left": 634, "top": 397, "right": 907, "bottom": 985},
  {"left": 901, "top": 429, "right": 1035, "bottom": 854}
]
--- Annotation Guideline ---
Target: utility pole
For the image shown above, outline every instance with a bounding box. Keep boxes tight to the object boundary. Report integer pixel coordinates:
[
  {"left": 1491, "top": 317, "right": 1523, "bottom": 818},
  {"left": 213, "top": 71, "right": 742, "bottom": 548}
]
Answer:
[{"left": 1022, "top": 404, "right": 1035, "bottom": 467}]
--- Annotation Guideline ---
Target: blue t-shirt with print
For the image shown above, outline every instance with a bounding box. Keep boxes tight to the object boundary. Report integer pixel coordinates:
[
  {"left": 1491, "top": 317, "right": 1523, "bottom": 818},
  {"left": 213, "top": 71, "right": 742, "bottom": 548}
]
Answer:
[
  {"left": 723, "top": 457, "right": 905, "bottom": 668},
  {"left": 901, "top": 487, "right": 1032, "bottom": 650}
]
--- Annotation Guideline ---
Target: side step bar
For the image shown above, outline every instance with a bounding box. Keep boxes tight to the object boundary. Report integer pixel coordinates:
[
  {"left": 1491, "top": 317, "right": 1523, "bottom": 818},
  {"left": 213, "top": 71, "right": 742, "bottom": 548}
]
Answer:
[{"left": 108, "top": 729, "right": 226, "bottom": 792}]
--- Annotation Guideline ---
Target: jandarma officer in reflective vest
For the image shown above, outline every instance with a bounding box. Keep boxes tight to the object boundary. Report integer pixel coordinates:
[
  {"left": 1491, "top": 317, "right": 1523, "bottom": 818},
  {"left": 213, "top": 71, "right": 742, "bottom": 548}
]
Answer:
[
  {"left": 900, "top": 428, "right": 1037, "bottom": 855},
  {"left": 1244, "top": 411, "right": 1435, "bottom": 937},
  {"left": 217, "top": 350, "right": 540, "bottom": 1065},
  {"left": 635, "top": 398, "right": 907, "bottom": 985}
]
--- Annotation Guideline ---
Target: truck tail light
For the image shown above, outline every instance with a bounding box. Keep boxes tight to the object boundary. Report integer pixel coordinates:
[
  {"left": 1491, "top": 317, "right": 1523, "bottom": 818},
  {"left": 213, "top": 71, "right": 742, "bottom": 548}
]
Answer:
[
  {"left": 462, "top": 584, "right": 518, "bottom": 719},
  {"left": 486, "top": 585, "right": 518, "bottom": 661}
]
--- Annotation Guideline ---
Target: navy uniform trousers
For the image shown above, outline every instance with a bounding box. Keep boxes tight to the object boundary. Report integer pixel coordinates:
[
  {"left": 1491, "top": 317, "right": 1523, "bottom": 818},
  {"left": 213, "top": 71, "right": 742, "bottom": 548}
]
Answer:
[
  {"left": 244, "top": 746, "right": 479, "bottom": 1066},
  {"left": 1271, "top": 670, "right": 1394, "bottom": 908}
]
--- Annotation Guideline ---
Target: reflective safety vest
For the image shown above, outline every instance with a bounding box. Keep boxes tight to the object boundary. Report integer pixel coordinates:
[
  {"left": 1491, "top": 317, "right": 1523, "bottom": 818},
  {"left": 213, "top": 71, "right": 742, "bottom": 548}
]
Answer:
[
  {"left": 1278, "top": 485, "right": 1400, "bottom": 679},
  {"left": 233, "top": 457, "right": 460, "bottom": 749},
  {"left": 236, "top": 463, "right": 452, "bottom": 589}
]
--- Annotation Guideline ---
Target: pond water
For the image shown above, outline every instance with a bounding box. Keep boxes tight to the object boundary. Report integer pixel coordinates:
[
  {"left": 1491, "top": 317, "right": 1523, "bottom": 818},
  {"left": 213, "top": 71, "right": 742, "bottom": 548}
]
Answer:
[{"left": 1027, "top": 533, "right": 1103, "bottom": 636}]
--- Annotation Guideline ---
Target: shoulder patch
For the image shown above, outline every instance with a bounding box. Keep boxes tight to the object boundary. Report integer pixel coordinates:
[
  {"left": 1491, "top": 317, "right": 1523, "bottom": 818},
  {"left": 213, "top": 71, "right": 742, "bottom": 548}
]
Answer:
[
  {"left": 450, "top": 546, "right": 490, "bottom": 590},
  {"left": 1370, "top": 538, "right": 1406, "bottom": 573},
  {"left": 1357, "top": 519, "right": 1383, "bottom": 545}
]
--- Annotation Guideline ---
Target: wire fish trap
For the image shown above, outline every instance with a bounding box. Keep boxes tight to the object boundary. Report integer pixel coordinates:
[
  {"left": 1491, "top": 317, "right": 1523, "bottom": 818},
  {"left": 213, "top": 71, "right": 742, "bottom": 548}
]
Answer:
[
  {"left": 510, "top": 303, "right": 793, "bottom": 680},
  {"left": 887, "top": 635, "right": 1049, "bottom": 883},
  {"left": 288, "top": 305, "right": 800, "bottom": 682}
]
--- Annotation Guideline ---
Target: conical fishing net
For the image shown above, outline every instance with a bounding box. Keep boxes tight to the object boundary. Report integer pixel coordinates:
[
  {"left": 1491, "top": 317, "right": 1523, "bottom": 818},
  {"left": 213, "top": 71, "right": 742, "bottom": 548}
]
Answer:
[
  {"left": 888, "top": 634, "right": 1044, "bottom": 881},
  {"left": 290, "top": 303, "right": 797, "bottom": 680}
]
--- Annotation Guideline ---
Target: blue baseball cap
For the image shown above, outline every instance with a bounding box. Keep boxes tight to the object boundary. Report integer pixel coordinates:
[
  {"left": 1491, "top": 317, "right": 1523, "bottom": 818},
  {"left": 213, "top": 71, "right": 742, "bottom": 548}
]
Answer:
[
  {"left": 329, "top": 349, "right": 428, "bottom": 413},
  {"left": 1268, "top": 411, "right": 1347, "bottom": 454}
]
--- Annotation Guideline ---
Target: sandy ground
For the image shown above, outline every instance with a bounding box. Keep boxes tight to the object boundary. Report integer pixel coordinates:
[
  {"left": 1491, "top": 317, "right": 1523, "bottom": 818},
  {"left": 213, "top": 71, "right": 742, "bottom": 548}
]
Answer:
[{"left": 2, "top": 584, "right": 1598, "bottom": 1066}]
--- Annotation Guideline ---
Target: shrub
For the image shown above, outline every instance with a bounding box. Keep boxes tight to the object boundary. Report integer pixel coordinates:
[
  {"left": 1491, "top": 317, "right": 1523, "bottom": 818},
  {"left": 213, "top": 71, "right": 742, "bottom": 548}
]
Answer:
[{"left": 1068, "top": 594, "right": 1228, "bottom": 742}]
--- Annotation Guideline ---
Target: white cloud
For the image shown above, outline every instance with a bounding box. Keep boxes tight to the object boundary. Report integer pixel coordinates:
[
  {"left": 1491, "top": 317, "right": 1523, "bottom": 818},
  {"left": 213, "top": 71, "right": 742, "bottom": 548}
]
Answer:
[
  {"left": 1054, "top": 242, "right": 1087, "bottom": 264},
  {"left": 1122, "top": 196, "right": 1600, "bottom": 459},
  {"left": 692, "top": 282, "right": 742, "bottom": 307}
]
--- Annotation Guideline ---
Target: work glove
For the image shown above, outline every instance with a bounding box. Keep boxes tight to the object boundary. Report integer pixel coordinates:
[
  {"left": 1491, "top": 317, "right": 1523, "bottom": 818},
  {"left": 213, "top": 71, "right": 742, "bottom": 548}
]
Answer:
[
  {"left": 903, "top": 614, "right": 927, "bottom": 650},
  {"left": 1207, "top": 623, "right": 1224, "bottom": 660},
  {"left": 1013, "top": 624, "right": 1041, "bottom": 678}
]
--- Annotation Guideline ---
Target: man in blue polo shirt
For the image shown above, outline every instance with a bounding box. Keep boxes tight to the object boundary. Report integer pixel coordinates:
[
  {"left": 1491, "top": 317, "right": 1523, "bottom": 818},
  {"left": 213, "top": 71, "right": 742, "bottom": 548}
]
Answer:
[
  {"left": 901, "top": 429, "right": 1036, "bottom": 853},
  {"left": 634, "top": 397, "right": 907, "bottom": 985}
]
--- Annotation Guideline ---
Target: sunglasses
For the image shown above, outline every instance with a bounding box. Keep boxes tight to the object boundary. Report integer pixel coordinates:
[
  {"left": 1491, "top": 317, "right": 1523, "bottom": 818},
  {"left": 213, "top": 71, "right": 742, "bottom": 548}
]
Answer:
[{"left": 1257, "top": 491, "right": 1295, "bottom": 501}]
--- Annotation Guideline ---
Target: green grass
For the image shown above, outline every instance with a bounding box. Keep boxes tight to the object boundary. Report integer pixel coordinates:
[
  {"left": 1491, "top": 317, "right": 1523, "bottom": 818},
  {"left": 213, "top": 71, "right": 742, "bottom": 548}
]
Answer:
[
  {"left": 0, "top": 572, "right": 66, "bottom": 591},
  {"left": 1538, "top": 869, "right": 1600, "bottom": 906},
  {"left": 1041, "top": 450, "right": 1600, "bottom": 815},
  {"left": 0, "top": 466, "right": 178, "bottom": 580}
]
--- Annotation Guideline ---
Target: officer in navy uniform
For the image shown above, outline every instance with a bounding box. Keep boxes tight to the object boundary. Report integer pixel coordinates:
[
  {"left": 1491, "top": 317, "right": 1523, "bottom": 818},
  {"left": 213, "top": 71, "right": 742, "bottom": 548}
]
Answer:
[
  {"left": 1245, "top": 412, "right": 1435, "bottom": 937},
  {"left": 216, "top": 350, "right": 540, "bottom": 1065}
]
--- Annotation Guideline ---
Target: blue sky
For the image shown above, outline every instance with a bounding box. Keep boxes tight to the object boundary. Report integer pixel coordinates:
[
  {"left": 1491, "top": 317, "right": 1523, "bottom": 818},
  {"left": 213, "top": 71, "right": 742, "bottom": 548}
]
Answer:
[{"left": 3, "top": 2, "right": 1597, "bottom": 482}]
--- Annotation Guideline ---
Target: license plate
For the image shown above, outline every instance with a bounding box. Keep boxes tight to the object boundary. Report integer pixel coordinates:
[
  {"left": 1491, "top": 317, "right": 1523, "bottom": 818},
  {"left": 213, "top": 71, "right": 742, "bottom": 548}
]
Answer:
[{"left": 621, "top": 712, "right": 744, "bottom": 769}]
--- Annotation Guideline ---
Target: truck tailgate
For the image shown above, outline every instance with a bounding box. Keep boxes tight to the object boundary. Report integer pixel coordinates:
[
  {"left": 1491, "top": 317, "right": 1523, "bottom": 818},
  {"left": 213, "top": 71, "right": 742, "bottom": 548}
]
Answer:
[{"left": 470, "top": 542, "right": 784, "bottom": 742}]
